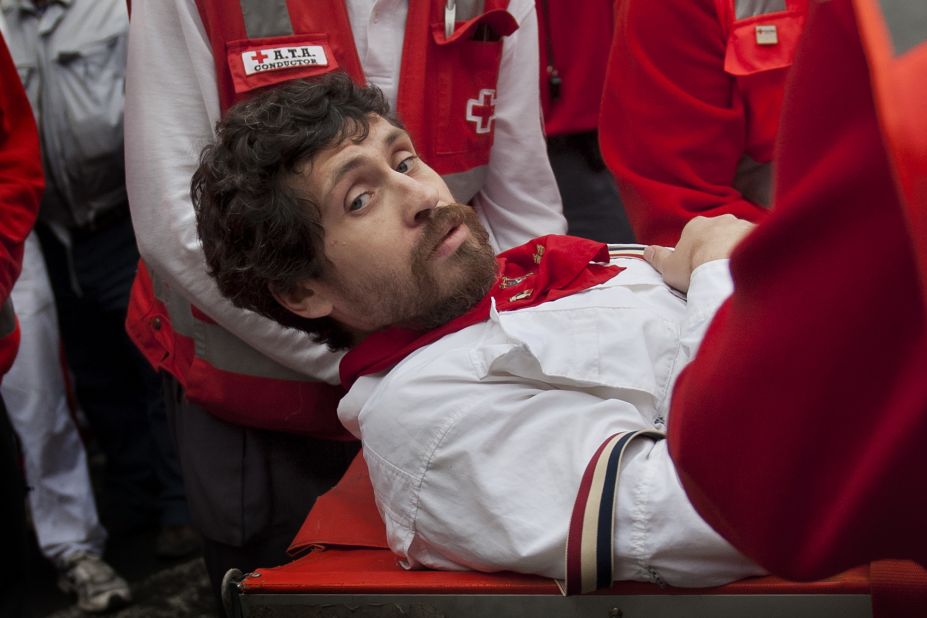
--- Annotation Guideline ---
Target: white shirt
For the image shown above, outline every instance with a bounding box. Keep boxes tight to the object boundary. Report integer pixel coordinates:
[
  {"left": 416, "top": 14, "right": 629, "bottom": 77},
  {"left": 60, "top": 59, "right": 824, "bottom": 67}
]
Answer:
[
  {"left": 339, "top": 258, "right": 767, "bottom": 587},
  {"left": 124, "top": 0, "right": 565, "bottom": 383}
]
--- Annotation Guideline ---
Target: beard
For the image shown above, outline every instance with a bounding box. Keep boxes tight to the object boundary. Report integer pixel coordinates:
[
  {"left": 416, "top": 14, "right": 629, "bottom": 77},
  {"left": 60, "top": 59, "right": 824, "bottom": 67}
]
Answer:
[
  {"left": 326, "top": 203, "right": 498, "bottom": 333},
  {"left": 401, "top": 203, "right": 498, "bottom": 329}
]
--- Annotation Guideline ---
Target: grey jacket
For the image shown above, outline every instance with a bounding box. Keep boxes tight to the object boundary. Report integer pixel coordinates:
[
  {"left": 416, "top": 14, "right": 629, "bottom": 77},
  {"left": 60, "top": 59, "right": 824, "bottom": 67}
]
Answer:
[{"left": 2, "top": 0, "right": 128, "bottom": 229}]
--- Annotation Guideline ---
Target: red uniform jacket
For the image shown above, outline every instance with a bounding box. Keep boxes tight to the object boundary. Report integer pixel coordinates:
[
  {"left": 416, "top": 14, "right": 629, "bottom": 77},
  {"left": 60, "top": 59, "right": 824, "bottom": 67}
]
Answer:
[
  {"left": 0, "top": 34, "right": 42, "bottom": 377},
  {"left": 600, "top": 0, "right": 807, "bottom": 245},
  {"left": 668, "top": 0, "right": 927, "bottom": 580}
]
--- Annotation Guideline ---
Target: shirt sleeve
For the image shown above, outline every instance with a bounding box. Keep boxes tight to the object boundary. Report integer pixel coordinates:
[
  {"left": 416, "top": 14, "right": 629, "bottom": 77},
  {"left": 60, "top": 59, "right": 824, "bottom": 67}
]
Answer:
[
  {"left": 470, "top": 0, "right": 567, "bottom": 252},
  {"left": 599, "top": 0, "right": 769, "bottom": 246},
  {"left": 124, "top": 0, "right": 342, "bottom": 383},
  {"left": 401, "top": 382, "right": 763, "bottom": 587},
  {"left": 0, "top": 33, "right": 42, "bottom": 303},
  {"left": 678, "top": 258, "right": 733, "bottom": 360}
]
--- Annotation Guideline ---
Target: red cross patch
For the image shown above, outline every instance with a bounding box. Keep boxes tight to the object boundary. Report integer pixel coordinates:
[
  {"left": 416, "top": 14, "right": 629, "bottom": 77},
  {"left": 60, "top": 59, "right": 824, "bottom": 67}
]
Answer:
[{"left": 466, "top": 89, "right": 496, "bottom": 134}]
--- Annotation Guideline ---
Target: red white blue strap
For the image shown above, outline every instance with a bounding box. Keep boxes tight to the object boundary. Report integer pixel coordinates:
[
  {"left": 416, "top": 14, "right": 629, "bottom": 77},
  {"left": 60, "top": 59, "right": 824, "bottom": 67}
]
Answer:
[
  {"left": 560, "top": 429, "right": 666, "bottom": 595},
  {"left": 607, "top": 243, "right": 648, "bottom": 262}
]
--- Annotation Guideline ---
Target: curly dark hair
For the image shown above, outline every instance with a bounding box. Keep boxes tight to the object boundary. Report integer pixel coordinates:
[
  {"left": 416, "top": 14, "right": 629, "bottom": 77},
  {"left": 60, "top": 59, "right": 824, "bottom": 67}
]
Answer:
[{"left": 192, "top": 72, "right": 398, "bottom": 349}]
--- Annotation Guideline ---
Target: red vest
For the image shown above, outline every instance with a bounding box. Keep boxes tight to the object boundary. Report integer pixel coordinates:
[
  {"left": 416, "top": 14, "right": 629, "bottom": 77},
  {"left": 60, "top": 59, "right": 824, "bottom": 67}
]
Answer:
[
  {"left": 126, "top": 0, "right": 519, "bottom": 435},
  {"left": 713, "top": 0, "right": 807, "bottom": 211},
  {"left": 599, "top": 0, "right": 808, "bottom": 246},
  {"left": 198, "top": 0, "right": 515, "bottom": 200},
  {"left": 716, "top": 0, "right": 807, "bottom": 163}
]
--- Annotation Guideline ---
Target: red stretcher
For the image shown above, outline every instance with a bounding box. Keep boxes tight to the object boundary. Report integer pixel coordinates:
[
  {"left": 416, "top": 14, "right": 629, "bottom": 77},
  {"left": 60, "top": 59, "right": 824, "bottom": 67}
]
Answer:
[{"left": 222, "top": 455, "right": 927, "bottom": 617}]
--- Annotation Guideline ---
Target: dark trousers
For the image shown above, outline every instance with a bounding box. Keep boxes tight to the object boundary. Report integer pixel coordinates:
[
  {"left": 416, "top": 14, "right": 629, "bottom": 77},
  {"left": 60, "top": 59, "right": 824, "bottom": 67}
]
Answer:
[
  {"left": 547, "top": 131, "right": 636, "bottom": 244},
  {"left": 0, "top": 396, "right": 29, "bottom": 618},
  {"left": 35, "top": 215, "right": 188, "bottom": 532},
  {"left": 162, "top": 376, "right": 358, "bottom": 613}
]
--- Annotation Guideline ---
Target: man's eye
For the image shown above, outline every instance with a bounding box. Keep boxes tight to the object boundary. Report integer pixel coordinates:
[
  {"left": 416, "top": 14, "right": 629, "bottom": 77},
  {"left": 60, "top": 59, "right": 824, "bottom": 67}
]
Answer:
[
  {"left": 396, "top": 156, "right": 417, "bottom": 174},
  {"left": 348, "top": 193, "right": 371, "bottom": 212}
]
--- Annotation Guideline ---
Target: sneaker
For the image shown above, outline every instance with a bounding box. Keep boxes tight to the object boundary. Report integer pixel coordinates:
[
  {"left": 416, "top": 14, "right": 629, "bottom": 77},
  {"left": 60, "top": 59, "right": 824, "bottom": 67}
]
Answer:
[
  {"left": 57, "top": 552, "right": 132, "bottom": 613},
  {"left": 155, "top": 524, "right": 201, "bottom": 558}
]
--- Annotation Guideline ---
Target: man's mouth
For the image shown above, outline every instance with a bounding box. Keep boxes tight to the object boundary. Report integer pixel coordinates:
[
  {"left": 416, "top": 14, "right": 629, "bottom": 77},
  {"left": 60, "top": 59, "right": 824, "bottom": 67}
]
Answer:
[
  {"left": 431, "top": 223, "right": 469, "bottom": 259},
  {"left": 417, "top": 204, "right": 469, "bottom": 259}
]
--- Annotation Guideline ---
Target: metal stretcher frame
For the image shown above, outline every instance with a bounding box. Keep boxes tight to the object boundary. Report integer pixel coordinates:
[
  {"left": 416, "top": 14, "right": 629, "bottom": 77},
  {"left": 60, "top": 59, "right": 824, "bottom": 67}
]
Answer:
[{"left": 222, "top": 549, "right": 919, "bottom": 618}]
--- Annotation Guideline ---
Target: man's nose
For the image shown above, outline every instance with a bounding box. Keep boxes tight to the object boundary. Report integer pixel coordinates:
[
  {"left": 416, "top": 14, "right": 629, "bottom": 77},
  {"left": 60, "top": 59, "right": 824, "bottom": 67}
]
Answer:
[{"left": 397, "top": 174, "right": 441, "bottom": 226}]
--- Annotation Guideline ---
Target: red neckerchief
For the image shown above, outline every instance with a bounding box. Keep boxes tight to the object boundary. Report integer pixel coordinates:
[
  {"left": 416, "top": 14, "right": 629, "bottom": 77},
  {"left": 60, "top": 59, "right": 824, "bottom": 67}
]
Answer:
[{"left": 340, "top": 235, "right": 623, "bottom": 389}]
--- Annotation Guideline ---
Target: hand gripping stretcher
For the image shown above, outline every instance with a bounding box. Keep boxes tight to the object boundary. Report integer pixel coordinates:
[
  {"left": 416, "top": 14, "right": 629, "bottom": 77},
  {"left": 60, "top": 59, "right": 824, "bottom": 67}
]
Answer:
[{"left": 222, "top": 452, "right": 927, "bottom": 617}]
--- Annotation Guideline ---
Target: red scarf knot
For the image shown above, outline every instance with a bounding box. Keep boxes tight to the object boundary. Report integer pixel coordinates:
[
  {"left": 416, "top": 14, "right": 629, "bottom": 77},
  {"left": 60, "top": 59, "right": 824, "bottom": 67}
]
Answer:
[{"left": 340, "top": 235, "right": 623, "bottom": 389}]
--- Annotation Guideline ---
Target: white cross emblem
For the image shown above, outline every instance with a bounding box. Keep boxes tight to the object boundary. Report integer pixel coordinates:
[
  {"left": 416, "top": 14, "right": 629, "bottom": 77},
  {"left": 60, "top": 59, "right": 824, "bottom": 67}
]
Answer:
[{"left": 466, "top": 89, "right": 497, "bottom": 134}]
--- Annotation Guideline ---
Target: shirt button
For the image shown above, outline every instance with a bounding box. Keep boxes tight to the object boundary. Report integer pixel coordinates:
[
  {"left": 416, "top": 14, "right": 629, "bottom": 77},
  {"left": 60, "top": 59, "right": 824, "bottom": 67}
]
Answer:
[{"left": 151, "top": 317, "right": 162, "bottom": 331}]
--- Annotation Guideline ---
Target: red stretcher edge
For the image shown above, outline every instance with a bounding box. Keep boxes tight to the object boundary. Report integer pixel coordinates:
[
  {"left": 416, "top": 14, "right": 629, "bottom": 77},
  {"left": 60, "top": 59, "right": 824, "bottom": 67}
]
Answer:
[{"left": 239, "top": 453, "right": 926, "bottom": 616}]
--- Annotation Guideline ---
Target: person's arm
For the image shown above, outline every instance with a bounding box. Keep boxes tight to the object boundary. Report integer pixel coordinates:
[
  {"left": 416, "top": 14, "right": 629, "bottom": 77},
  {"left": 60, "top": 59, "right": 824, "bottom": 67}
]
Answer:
[
  {"left": 470, "top": 0, "right": 566, "bottom": 252},
  {"left": 124, "top": 0, "right": 342, "bottom": 383},
  {"left": 600, "top": 0, "right": 768, "bottom": 246},
  {"left": 398, "top": 382, "right": 763, "bottom": 586},
  {"left": 668, "top": 0, "right": 927, "bottom": 579},
  {"left": 0, "top": 33, "right": 41, "bottom": 303}
]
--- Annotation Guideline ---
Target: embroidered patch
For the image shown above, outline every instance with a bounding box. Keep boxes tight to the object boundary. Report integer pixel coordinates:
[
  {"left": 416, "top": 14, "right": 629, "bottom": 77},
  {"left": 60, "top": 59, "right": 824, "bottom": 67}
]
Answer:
[
  {"left": 533, "top": 244, "right": 545, "bottom": 265},
  {"left": 466, "top": 89, "right": 496, "bottom": 134},
  {"left": 241, "top": 45, "right": 328, "bottom": 76},
  {"left": 755, "top": 25, "right": 779, "bottom": 46},
  {"left": 499, "top": 273, "right": 535, "bottom": 289}
]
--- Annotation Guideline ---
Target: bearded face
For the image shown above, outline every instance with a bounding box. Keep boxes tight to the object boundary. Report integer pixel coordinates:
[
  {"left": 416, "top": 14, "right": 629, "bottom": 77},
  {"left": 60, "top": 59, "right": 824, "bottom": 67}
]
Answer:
[
  {"left": 320, "top": 203, "right": 498, "bottom": 333},
  {"left": 284, "top": 116, "right": 500, "bottom": 339}
]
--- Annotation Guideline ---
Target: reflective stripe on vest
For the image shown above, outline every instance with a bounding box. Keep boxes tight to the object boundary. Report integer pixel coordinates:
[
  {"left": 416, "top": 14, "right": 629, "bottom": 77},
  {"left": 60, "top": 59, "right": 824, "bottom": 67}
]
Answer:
[
  {"left": 150, "top": 271, "right": 310, "bottom": 381},
  {"left": 877, "top": 0, "right": 927, "bottom": 56},
  {"left": 444, "top": 165, "right": 488, "bottom": 205},
  {"left": 238, "top": 0, "right": 293, "bottom": 38},
  {"left": 0, "top": 299, "right": 15, "bottom": 338},
  {"left": 733, "top": 154, "right": 773, "bottom": 208},
  {"left": 453, "top": 0, "right": 486, "bottom": 21},
  {"left": 736, "top": 0, "right": 786, "bottom": 20}
]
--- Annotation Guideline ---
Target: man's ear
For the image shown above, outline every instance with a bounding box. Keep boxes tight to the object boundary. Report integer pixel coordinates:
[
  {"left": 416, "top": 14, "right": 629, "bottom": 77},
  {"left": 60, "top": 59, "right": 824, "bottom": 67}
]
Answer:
[{"left": 271, "top": 281, "right": 334, "bottom": 319}]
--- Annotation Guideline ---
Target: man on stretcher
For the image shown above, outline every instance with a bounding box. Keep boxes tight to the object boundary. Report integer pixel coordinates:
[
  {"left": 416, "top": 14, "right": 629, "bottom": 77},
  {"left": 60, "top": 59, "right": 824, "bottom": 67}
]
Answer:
[{"left": 192, "top": 73, "right": 765, "bottom": 590}]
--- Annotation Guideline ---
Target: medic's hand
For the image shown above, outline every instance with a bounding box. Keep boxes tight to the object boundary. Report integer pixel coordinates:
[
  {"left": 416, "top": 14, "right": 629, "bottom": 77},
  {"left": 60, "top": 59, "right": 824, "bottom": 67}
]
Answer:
[{"left": 644, "top": 215, "right": 755, "bottom": 293}]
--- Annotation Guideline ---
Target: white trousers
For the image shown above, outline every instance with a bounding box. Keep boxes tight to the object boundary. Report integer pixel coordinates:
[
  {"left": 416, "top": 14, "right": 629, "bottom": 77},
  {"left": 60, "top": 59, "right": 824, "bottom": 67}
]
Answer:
[{"left": 1, "top": 233, "right": 106, "bottom": 563}]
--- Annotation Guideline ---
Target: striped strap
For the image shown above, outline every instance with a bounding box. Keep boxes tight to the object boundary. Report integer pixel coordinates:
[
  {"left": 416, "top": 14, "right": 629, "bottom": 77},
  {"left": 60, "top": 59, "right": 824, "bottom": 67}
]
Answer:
[
  {"left": 560, "top": 429, "right": 666, "bottom": 595},
  {"left": 607, "top": 243, "right": 647, "bottom": 261}
]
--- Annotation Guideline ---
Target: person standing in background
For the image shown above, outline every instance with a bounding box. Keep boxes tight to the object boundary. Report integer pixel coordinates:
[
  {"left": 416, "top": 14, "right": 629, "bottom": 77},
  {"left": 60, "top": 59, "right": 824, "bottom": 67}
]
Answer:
[
  {"left": 537, "top": 0, "right": 633, "bottom": 243},
  {"left": 1, "top": 0, "right": 196, "bottom": 590},
  {"left": 601, "top": 0, "right": 808, "bottom": 245},
  {"left": 0, "top": 25, "right": 43, "bottom": 618},
  {"left": 124, "top": 0, "right": 566, "bottom": 607}
]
